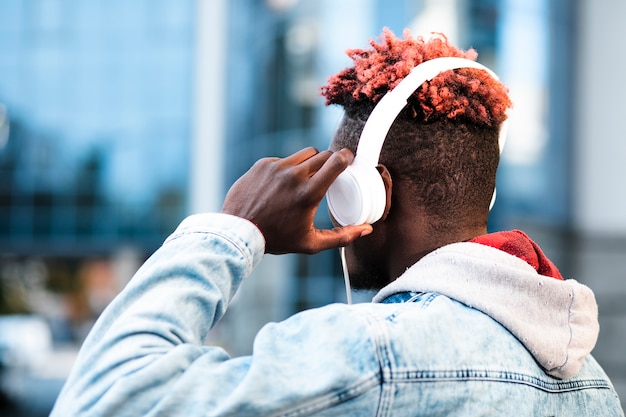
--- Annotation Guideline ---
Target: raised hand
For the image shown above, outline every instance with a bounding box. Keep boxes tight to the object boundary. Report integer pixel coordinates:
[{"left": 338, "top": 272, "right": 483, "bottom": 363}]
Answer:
[{"left": 221, "top": 147, "right": 372, "bottom": 254}]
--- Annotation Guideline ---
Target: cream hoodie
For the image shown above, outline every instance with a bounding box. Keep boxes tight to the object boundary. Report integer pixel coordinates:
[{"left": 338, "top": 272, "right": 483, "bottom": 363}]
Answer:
[{"left": 373, "top": 241, "right": 599, "bottom": 380}]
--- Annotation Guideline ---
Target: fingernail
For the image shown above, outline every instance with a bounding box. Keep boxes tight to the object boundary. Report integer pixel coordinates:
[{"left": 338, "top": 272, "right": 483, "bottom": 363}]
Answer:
[
  {"left": 360, "top": 226, "right": 373, "bottom": 237},
  {"left": 340, "top": 148, "right": 354, "bottom": 160}
]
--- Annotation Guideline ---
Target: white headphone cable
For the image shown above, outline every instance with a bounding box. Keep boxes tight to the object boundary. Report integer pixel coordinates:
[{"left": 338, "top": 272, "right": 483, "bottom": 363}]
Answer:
[{"left": 340, "top": 247, "right": 352, "bottom": 305}]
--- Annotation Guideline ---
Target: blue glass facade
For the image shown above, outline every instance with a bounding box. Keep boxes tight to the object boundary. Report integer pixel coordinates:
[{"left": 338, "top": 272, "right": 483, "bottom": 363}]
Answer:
[{"left": 0, "top": 0, "right": 195, "bottom": 255}]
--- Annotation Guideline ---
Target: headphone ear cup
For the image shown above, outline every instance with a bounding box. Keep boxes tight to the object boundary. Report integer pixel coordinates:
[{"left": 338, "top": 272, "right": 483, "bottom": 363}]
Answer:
[{"left": 326, "top": 161, "right": 386, "bottom": 226}]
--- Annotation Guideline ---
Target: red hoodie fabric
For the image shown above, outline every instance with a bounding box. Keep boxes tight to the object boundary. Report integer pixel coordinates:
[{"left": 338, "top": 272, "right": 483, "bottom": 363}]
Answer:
[{"left": 470, "top": 230, "right": 564, "bottom": 280}]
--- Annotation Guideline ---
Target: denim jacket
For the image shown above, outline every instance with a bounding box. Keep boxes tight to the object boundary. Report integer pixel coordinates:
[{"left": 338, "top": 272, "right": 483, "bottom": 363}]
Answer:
[{"left": 51, "top": 213, "right": 624, "bottom": 416}]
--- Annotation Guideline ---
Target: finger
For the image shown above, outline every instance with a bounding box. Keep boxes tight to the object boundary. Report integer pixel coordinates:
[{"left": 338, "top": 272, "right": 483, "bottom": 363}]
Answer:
[
  {"left": 307, "top": 148, "right": 354, "bottom": 198},
  {"left": 305, "top": 224, "right": 372, "bottom": 254},
  {"left": 281, "top": 147, "right": 319, "bottom": 166},
  {"left": 297, "top": 150, "right": 332, "bottom": 177}
]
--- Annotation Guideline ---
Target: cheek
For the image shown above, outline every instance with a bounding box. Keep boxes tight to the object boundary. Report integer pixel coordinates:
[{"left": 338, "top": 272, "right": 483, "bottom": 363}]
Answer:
[
  {"left": 344, "top": 245, "right": 358, "bottom": 271},
  {"left": 347, "top": 232, "right": 380, "bottom": 268},
  {"left": 344, "top": 235, "right": 389, "bottom": 291}
]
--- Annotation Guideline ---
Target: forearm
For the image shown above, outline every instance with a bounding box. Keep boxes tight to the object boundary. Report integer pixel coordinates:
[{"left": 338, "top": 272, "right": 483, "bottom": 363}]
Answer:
[{"left": 51, "top": 213, "right": 265, "bottom": 416}]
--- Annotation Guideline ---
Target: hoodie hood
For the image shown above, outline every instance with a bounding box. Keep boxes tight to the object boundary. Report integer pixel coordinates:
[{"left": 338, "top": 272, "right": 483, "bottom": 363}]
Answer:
[
  {"left": 470, "top": 230, "right": 564, "bottom": 280},
  {"left": 372, "top": 240, "right": 599, "bottom": 380}
]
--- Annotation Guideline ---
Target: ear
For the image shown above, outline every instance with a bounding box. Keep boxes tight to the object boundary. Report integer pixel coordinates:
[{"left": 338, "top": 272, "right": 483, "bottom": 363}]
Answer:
[{"left": 376, "top": 164, "right": 393, "bottom": 222}]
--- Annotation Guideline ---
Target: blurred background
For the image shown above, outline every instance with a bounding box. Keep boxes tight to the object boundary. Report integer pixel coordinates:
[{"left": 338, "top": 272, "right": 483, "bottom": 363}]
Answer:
[{"left": 0, "top": 0, "right": 624, "bottom": 415}]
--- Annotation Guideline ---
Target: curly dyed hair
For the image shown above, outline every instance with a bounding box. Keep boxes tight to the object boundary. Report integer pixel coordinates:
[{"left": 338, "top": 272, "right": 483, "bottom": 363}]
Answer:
[{"left": 321, "top": 28, "right": 513, "bottom": 228}]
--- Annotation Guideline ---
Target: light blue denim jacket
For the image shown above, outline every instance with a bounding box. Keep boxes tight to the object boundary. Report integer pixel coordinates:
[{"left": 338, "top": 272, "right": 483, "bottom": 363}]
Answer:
[{"left": 51, "top": 213, "right": 624, "bottom": 416}]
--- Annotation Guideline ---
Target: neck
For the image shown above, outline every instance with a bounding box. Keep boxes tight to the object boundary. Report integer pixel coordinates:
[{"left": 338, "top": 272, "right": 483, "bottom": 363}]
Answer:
[{"left": 385, "top": 212, "right": 488, "bottom": 282}]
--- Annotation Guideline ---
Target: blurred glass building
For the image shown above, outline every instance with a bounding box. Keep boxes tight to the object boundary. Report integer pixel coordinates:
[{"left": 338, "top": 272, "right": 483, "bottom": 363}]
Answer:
[
  {"left": 0, "top": 0, "right": 624, "bottom": 414},
  {"left": 0, "top": 1, "right": 194, "bottom": 256}
]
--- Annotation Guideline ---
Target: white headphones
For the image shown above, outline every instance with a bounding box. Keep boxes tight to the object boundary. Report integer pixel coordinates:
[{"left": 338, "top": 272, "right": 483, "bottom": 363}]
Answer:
[{"left": 326, "top": 57, "right": 509, "bottom": 226}]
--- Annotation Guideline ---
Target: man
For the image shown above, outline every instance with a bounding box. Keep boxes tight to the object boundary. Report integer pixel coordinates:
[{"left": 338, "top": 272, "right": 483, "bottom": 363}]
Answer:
[{"left": 51, "top": 29, "right": 623, "bottom": 416}]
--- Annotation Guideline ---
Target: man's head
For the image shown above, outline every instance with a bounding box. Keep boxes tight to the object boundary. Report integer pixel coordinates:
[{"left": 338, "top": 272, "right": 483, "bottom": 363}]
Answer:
[{"left": 321, "top": 29, "right": 512, "bottom": 290}]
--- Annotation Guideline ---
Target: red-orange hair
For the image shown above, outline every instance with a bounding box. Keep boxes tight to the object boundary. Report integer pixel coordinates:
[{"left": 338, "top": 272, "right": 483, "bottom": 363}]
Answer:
[{"left": 321, "top": 28, "right": 511, "bottom": 127}]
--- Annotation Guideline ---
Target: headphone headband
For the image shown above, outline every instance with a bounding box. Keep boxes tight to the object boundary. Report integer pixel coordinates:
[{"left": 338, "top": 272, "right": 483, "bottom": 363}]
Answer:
[{"left": 355, "top": 57, "right": 507, "bottom": 166}]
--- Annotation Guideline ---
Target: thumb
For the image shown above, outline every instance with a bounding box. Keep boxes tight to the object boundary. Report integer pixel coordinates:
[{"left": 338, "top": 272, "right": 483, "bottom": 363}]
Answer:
[{"left": 308, "top": 224, "right": 373, "bottom": 253}]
